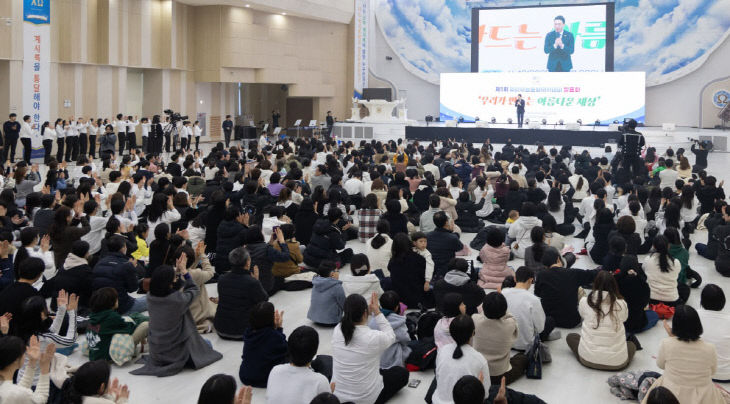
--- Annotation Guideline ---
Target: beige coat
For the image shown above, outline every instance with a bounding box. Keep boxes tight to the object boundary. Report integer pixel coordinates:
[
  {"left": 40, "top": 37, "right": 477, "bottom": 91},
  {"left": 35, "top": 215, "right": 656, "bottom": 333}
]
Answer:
[
  {"left": 642, "top": 337, "right": 726, "bottom": 404},
  {"left": 188, "top": 256, "right": 217, "bottom": 333},
  {"left": 471, "top": 313, "right": 518, "bottom": 376}
]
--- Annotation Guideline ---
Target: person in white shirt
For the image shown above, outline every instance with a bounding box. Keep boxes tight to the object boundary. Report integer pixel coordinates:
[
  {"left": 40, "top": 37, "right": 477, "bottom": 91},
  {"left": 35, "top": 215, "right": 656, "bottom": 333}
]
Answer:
[
  {"left": 87, "top": 119, "right": 99, "bottom": 159},
  {"left": 431, "top": 314, "right": 490, "bottom": 404},
  {"left": 144, "top": 194, "right": 182, "bottom": 244},
  {"left": 332, "top": 293, "right": 409, "bottom": 404},
  {"left": 40, "top": 122, "right": 54, "bottom": 164},
  {"left": 80, "top": 200, "right": 107, "bottom": 255},
  {"left": 53, "top": 119, "right": 65, "bottom": 163},
  {"left": 19, "top": 115, "right": 34, "bottom": 164},
  {"left": 697, "top": 284, "right": 730, "bottom": 382},
  {"left": 77, "top": 118, "right": 88, "bottom": 161},
  {"left": 502, "top": 267, "right": 552, "bottom": 351},
  {"left": 64, "top": 117, "right": 79, "bottom": 163},
  {"left": 193, "top": 120, "right": 203, "bottom": 151},
  {"left": 140, "top": 117, "right": 151, "bottom": 154},
  {"left": 644, "top": 235, "right": 681, "bottom": 305},
  {"left": 186, "top": 121, "right": 193, "bottom": 152},
  {"left": 266, "top": 325, "right": 331, "bottom": 404},
  {"left": 114, "top": 113, "right": 127, "bottom": 155},
  {"left": 179, "top": 121, "right": 189, "bottom": 152},
  {"left": 126, "top": 116, "right": 139, "bottom": 151},
  {"left": 0, "top": 335, "right": 54, "bottom": 404}
]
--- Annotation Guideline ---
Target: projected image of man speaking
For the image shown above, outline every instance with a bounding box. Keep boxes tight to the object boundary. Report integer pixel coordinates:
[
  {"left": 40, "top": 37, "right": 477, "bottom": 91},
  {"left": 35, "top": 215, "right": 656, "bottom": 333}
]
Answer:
[{"left": 544, "top": 15, "right": 575, "bottom": 72}]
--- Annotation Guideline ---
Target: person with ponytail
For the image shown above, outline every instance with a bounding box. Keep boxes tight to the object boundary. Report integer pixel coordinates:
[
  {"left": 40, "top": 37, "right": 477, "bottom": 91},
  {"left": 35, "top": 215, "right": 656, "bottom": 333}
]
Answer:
[
  {"left": 644, "top": 235, "right": 683, "bottom": 306},
  {"left": 62, "top": 360, "right": 130, "bottom": 404},
  {"left": 433, "top": 292, "right": 466, "bottom": 349},
  {"left": 432, "top": 314, "right": 489, "bottom": 404},
  {"left": 566, "top": 271, "right": 635, "bottom": 371},
  {"left": 366, "top": 219, "right": 393, "bottom": 277},
  {"left": 342, "top": 253, "right": 383, "bottom": 305},
  {"left": 332, "top": 293, "right": 409, "bottom": 404},
  {"left": 0, "top": 335, "right": 55, "bottom": 403}
]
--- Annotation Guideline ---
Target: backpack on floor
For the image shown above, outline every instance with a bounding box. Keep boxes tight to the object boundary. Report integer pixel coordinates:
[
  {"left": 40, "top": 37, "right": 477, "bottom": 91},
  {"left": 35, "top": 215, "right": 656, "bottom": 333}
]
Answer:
[
  {"left": 405, "top": 337, "right": 437, "bottom": 372},
  {"left": 406, "top": 309, "right": 441, "bottom": 341}
]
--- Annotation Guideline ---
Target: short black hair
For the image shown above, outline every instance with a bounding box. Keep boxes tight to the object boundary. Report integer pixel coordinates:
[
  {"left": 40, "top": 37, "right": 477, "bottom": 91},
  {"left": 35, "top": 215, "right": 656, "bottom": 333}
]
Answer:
[
  {"left": 18, "top": 257, "right": 45, "bottom": 280},
  {"left": 89, "top": 287, "right": 118, "bottom": 312},
  {"left": 249, "top": 301, "right": 275, "bottom": 330},
  {"left": 449, "top": 258, "right": 468, "bottom": 273},
  {"left": 541, "top": 248, "right": 561, "bottom": 267},
  {"left": 310, "top": 393, "right": 341, "bottom": 404},
  {"left": 554, "top": 15, "right": 565, "bottom": 23},
  {"left": 429, "top": 193, "right": 441, "bottom": 208},
  {"left": 701, "top": 284, "right": 726, "bottom": 311},
  {"left": 514, "top": 266, "right": 535, "bottom": 283},
  {"left": 71, "top": 240, "right": 90, "bottom": 258},
  {"left": 316, "top": 260, "right": 337, "bottom": 278},
  {"left": 671, "top": 305, "right": 703, "bottom": 342},
  {"left": 287, "top": 326, "right": 320, "bottom": 367},
  {"left": 107, "top": 235, "right": 127, "bottom": 253},
  {"left": 645, "top": 386, "right": 679, "bottom": 404},
  {"left": 433, "top": 211, "right": 448, "bottom": 229},
  {"left": 486, "top": 226, "right": 504, "bottom": 248},
  {"left": 452, "top": 375, "right": 485, "bottom": 404},
  {"left": 482, "top": 291, "right": 508, "bottom": 319},
  {"left": 379, "top": 291, "right": 400, "bottom": 312}
]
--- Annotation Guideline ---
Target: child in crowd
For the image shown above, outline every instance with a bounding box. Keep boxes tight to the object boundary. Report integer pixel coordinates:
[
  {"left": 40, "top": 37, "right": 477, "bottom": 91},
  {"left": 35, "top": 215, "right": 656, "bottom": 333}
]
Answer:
[
  {"left": 86, "top": 287, "right": 149, "bottom": 364},
  {"left": 368, "top": 291, "right": 412, "bottom": 370},
  {"left": 307, "top": 261, "right": 345, "bottom": 326},
  {"left": 239, "top": 302, "right": 287, "bottom": 387}
]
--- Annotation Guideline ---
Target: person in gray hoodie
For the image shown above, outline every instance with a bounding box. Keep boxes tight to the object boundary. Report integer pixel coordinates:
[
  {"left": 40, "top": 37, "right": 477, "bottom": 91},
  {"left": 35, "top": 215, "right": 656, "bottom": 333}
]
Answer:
[
  {"left": 368, "top": 291, "right": 412, "bottom": 370},
  {"left": 307, "top": 260, "right": 345, "bottom": 326}
]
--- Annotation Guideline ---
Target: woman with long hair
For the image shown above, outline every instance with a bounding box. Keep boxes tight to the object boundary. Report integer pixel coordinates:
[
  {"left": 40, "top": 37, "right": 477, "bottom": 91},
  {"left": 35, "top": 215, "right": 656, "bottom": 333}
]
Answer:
[
  {"left": 366, "top": 219, "right": 393, "bottom": 277},
  {"left": 131, "top": 264, "right": 222, "bottom": 377},
  {"left": 566, "top": 271, "right": 634, "bottom": 370},
  {"left": 14, "top": 163, "right": 41, "bottom": 208},
  {"left": 641, "top": 305, "right": 726, "bottom": 404},
  {"left": 388, "top": 232, "right": 430, "bottom": 308},
  {"left": 61, "top": 360, "right": 130, "bottom": 404},
  {"left": 40, "top": 121, "right": 53, "bottom": 164},
  {"left": 49, "top": 205, "right": 90, "bottom": 268},
  {"left": 144, "top": 193, "right": 181, "bottom": 244},
  {"left": 331, "top": 293, "right": 408, "bottom": 404},
  {"left": 431, "top": 314, "right": 489, "bottom": 404},
  {"left": 644, "top": 235, "right": 683, "bottom": 306}
]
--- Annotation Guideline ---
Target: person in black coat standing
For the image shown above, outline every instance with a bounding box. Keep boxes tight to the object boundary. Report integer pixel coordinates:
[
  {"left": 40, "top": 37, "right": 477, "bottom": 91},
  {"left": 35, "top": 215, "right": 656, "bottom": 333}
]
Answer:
[
  {"left": 426, "top": 212, "right": 464, "bottom": 280},
  {"left": 215, "top": 247, "right": 268, "bottom": 340}
]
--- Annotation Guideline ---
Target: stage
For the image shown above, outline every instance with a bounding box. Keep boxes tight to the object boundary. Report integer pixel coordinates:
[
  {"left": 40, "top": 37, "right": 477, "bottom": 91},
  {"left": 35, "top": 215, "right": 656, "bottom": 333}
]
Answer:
[{"left": 406, "top": 124, "right": 618, "bottom": 147}]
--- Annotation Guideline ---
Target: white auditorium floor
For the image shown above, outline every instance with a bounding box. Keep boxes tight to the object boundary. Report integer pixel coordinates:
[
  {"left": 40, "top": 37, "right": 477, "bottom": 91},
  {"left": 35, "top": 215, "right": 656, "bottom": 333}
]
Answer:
[{"left": 48, "top": 142, "right": 730, "bottom": 404}]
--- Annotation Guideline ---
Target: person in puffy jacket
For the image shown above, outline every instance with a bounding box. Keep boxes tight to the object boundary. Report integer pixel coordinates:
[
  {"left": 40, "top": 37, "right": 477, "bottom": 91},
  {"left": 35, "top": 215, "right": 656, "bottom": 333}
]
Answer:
[
  {"left": 455, "top": 191, "right": 485, "bottom": 233},
  {"left": 478, "top": 227, "right": 514, "bottom": 289},
  {"left": 91, "top": 236, "right": 144, "bottom": 315},
  {"left": 303, "top": 208, "right": 353, "bottom": 268},
  {"left": 507, "top": 202, "right": 542, "bottom": 259},
  {"left": 307, "top": 261, "right": 345, "bottom": 326},
  {"left": 245, "top": 225, "right": 291, "bottom": 295},
  {"left": 214, "top": 205, "right": 250, "bottom": 274},
  {"left": 368, "top": 291, "right": 412, "bottom": 369},
  {"left": 214, "top": 247, "right": 268, "bottom": 340},
  {"left": 239, "top": 301, "right": 288, "bottom": 387}
]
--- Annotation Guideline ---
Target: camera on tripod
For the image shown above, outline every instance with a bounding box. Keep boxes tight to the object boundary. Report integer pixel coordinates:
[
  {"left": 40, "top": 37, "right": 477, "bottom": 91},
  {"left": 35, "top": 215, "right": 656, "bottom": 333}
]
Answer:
[{"left": 164, "top": 109, "right": 188, "bottom": 124}]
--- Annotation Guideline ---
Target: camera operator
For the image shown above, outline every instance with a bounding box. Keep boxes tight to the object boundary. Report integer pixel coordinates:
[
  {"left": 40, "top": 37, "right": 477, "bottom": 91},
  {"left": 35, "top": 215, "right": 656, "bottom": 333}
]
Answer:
[
  {"left": 691, "top": 139, "right": 709, "bottom": 173},
  {"left": 617, "top": 118, "right": 645, "bottom": 177}
]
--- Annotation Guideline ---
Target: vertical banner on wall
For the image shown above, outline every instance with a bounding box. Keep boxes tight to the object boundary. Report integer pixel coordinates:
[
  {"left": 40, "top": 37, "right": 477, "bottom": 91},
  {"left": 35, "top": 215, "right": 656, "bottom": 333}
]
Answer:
[
  {"left": 353, "top": 0, "right": 369, "bottom": 99},
  {"left": 23, "top": 0, "right": 50, "bottom": 151}
]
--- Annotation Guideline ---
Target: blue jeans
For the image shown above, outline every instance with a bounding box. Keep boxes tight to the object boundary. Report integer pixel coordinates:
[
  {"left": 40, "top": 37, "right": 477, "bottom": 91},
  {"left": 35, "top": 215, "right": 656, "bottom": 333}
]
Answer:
[
  {"left": 123, "top": 296, "right": 148, "bottom": 315},
  {"left": 640, "top": 310, "right": 659, "bottom": 332}
]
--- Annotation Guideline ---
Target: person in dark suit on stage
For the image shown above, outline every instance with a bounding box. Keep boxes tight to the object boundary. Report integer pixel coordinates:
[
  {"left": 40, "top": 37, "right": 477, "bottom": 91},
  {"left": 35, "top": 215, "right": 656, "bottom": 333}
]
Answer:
[
  {"left": 515, "top": 94, "right": 526, "bottom": 128},
  {"left": 544, "top": 15, "right": 574, "bottom": 72}
]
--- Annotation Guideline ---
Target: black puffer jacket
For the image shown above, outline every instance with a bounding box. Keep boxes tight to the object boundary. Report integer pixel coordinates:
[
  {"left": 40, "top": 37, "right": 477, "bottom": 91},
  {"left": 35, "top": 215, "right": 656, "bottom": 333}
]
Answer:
[
  {"left": 246, "top": 241, "right": 291, "bottom": 293},
  {"left": 214, "top": 266, "right": 268, "bottom": 338},
  {"left": 303, "top": 219, "right": 346, "bottom": 268},
  {"left": 91, "top": 252, "right": 139, "bottom": 314},
  {"left": 455, "top": 199, "right": 484, "bottom": 233},
  {"left": 214, "top": 220, "right": 249, "bottom": 273}
]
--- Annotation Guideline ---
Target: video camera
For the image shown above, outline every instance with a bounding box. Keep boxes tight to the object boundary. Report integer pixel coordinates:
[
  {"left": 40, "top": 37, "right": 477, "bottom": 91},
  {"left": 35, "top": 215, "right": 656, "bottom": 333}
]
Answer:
[
  {"left": 164, "top": 109, "right": 188, "bottom": 125},
  {"left": 688, "top": 138, "right": 713, "bottom": 151}
]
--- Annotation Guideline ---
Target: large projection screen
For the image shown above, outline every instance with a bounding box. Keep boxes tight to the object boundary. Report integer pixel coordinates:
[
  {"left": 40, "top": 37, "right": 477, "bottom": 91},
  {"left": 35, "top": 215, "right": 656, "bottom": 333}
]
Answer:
[
  {"left": 471, "top": 3, "right": 615, "bottom": 73},
  {"left": 439, "top": 72, "right": 645, "bottom": 124}
]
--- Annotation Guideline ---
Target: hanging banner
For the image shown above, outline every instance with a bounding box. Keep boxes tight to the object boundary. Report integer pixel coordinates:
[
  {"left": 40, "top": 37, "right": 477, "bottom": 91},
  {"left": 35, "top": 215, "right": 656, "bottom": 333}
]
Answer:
[
  {"left": 23, "top": 0, "right": 51, "bottom": 149},
  {"left": 353, "top": 0, "right": 369, "bottom": 99}
]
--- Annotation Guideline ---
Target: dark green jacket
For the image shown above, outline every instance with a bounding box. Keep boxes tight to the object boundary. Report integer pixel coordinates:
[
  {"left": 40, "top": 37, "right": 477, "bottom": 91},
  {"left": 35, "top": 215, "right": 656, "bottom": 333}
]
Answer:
[{"left": 86, "top": 309, "right": 137, "bottom": 361}]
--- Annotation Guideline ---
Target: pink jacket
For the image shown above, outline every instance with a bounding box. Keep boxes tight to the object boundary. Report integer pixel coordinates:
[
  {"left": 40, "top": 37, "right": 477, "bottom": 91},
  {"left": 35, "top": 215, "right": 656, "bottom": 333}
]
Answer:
[{"left": 478, "top": 244, "right": 514, "bottom": 289}]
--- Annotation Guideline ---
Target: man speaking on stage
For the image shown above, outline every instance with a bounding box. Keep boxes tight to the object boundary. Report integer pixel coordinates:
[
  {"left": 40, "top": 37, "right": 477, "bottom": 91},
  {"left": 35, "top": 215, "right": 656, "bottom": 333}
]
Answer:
[
  {"left": 515, "top": 94, "right": 525, "bottom": 128},
  {"left": 544, "top": 15, "right": 574, "bottom": 72}
]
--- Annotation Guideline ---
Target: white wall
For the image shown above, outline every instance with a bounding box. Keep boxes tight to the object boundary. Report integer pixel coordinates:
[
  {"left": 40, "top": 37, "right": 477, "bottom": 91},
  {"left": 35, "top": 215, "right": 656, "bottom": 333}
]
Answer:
[
  {"left": 126, "top": 69, "right": 144, "bottom": 117},
  {"left": 371, "top": 17, "right": 730, "bottom": 127}
]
